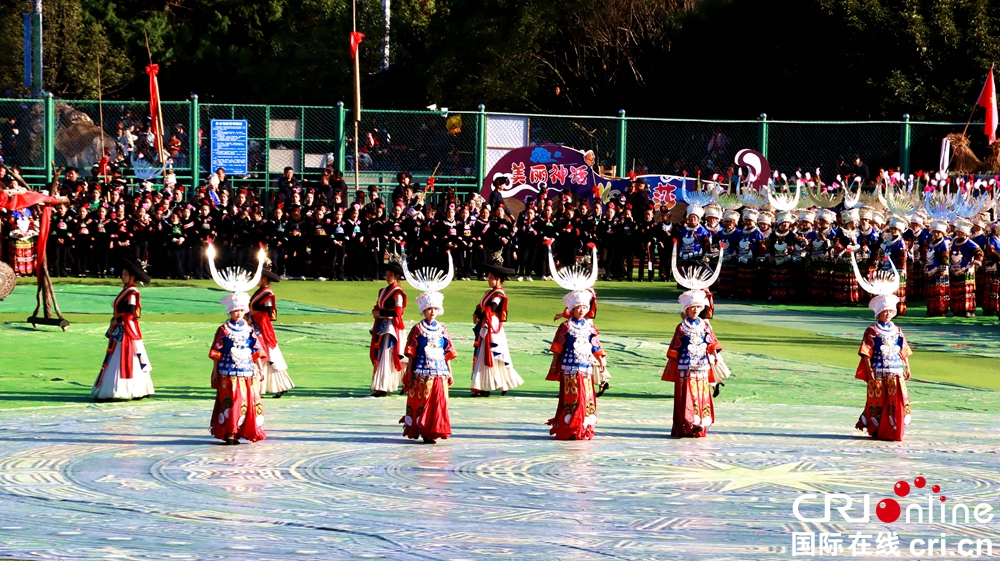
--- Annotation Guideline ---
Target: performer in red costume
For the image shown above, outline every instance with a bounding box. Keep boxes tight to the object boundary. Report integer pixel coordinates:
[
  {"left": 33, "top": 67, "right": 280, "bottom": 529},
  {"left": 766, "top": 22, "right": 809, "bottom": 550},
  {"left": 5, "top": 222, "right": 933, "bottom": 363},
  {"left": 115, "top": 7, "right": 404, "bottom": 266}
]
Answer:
[
  {"left": 851, "top": 251, "right": 912, "bottom": 442},
  {"left": 662, "top": 244, "right": 729, "bottom": 438},
  {"left": 400, "top": 253, "right": 458, "bottom": 444},
  {"left": 207, "top": 244, "right": 267, "bottom": 445},
  {"left": 547, "top": 241, "right": 612, "bottom": 397},
  {"left": 250, "top": 269, "right": 294, "bottom": 398},
  {"left": 92, "top": 259, "right": 154, "bottom": 401},
  {"left": 370, "top": 261, "right": 407, "bottom": 397},
  {"left": 470, "top": 263, "right": 524, "bottom": 397}
]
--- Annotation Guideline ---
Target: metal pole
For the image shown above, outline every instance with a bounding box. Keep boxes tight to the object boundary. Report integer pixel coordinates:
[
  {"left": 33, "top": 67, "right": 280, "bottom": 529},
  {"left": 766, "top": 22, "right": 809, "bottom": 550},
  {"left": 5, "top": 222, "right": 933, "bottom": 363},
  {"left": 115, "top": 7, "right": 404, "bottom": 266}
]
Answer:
[
  {"left": 190, "top": 94, "right": 200, "bottom": 187},
  {"left": 899, "top": 113, "right": 911, "bottom": 175},
  {"left": 31, "top": 0, "right": 42, "bottom": 98},
  {"left": 336, "top": 101, "right": 346, "bottom": 173},
  {"left": 616, "top": 109, "right": 627, "bottom": 177},
  {"left": 758, "top": 113, "right": 769, "bottom": 158},
  {"left": 353, "top": 0, "right": 361, "bottom": 193},
  {"left": 43, "top": 92, "right": 54, "bottom": 182},
  {"left": 382, "top": 0, "right": 390, "bottom": 71},
  {"left": 475, "top": 104, "right": 487, "bottom": 193}
]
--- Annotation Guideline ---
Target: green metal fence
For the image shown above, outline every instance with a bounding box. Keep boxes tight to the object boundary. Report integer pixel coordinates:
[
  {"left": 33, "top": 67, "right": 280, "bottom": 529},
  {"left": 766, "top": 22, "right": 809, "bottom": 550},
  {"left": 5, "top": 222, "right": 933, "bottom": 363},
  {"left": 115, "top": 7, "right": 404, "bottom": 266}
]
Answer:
[{"left": 0, "top": 96, "right": 985, "bottom": 200}]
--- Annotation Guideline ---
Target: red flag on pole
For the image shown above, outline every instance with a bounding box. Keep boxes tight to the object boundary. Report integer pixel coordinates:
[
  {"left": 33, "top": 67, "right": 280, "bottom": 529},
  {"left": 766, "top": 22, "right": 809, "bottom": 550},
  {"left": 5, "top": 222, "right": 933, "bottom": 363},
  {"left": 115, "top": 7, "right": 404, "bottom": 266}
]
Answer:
[
  {"left": 350, "top": 32, "right": 365, "bottom": 59},
  {"left": 145, "top": 63, "right": 166, "bottom": 162},
  {"left": 978, "top": 64, "right": 998, "bottom": 145}
]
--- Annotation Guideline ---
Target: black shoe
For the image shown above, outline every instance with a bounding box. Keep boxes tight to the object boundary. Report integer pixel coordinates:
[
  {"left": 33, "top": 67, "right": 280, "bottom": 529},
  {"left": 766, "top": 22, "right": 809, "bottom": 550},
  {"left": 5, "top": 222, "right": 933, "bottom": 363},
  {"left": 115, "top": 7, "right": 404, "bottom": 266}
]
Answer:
[
  {"left": 232, "top": 438, "right": 241, "bottom": 445},
  {"left": 273, "top": 392, "right": 285, "bottom": 398},
  {"left": 422, "top": 437, "right": 436, "bottom": 444},
  {"left": 501, "top": 390, "right": 508, "bottom": 396},
  {"left": 692, "top": 426, "right": 704, "bottom": 434},
  {"left": 713, "top": 382, "right": 724, "bottom": 398},
  {"left": 225, "top": 438, "right": 236, "bottom": 445},
  {"left": 596, "top": 382, "right": 609, "bottom": 397},
  {"left": 399, "top": 388, "right": 407, "bottom": 395}
]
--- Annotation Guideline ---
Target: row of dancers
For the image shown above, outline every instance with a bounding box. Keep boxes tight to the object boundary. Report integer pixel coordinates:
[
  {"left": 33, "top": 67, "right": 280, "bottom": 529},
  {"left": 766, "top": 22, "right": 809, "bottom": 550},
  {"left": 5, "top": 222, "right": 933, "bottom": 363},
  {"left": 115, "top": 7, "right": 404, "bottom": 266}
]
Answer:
[{"left": 90, "top": 241, "right": 914, "bottom": 444}]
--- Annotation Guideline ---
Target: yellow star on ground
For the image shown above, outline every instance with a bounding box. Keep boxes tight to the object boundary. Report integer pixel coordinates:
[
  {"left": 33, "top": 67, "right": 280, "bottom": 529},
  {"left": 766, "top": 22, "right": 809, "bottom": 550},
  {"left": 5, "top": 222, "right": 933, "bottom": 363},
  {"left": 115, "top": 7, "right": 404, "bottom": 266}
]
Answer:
[{"left": 655, "top": 460, "right": 864, "bottom": 493}]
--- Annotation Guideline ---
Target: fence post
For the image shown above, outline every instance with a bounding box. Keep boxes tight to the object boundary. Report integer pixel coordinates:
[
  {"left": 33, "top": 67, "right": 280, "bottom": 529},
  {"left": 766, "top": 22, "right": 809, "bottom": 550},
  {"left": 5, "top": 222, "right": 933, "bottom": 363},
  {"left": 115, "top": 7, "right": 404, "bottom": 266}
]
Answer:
[
  {"left": 44, "top": 92, "right": 54, "bottom": 183},
  {"left": 475, "top": 104, "right": 487, "bottom": 192},
  {"left": 336, "top": 101, "right": 346, "bottom": 173},
  {"left": 190, "top": 94, "right": 200, "bottom": 188},
  {"left": 758, "top": 113, "right": 768, "bottom": 158},
  {"left": 617, "top": 109, "right": 627, "bottom": 175},
  {"left": 899, "top": 113, "right": 911, "bottom": 174}
]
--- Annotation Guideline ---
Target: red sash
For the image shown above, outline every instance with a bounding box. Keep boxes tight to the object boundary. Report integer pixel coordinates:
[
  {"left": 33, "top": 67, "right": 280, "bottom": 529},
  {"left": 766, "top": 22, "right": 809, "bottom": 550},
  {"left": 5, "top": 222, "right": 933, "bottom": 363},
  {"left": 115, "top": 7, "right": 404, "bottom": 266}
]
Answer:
[
  {"left": 370, "top": 283, "right": 407, "bottom": 369},
  {"left": 477, "top": 287, "right": 507, "bottom": 367},
  {"left": 114, "top": 285, "right": 142, "bottom": 380}
]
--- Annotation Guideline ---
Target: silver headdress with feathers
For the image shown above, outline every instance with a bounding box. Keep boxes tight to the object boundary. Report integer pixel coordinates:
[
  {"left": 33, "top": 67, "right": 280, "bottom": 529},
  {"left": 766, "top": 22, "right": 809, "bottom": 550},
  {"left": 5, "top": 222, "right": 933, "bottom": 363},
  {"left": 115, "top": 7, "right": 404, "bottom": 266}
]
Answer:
[
  {"left": 548, "top": 243, "right": 598, "bottom": 312},
  {"left": 207, "top": 244, "right": 265, "bottom": 311},
  {"left": 851, "top": 249, "right": 901, "bottom": 318},
  {"left": 402, "top": 251, "right": 454, "bottom": 313},
  {"left": 671, "top": 239, "right": 724, "bottom": 291}
]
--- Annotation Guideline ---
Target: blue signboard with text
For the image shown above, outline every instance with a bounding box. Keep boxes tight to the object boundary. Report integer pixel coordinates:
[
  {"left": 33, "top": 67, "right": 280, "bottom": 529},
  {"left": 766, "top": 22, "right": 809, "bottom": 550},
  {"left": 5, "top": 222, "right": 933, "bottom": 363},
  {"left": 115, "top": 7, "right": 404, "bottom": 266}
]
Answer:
[{"left": 210, "top": 119, "right": 248, "bottom": 175}]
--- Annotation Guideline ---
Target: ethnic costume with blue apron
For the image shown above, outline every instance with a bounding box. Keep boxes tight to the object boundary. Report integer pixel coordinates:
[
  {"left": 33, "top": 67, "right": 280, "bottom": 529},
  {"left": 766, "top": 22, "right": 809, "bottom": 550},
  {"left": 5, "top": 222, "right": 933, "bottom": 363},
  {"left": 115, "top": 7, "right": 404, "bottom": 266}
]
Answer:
[
  {"left": 855, "top": 321, "right": 912, "bottom": 441},
  {"left": 546, "top": 317, "right": 605, "bottom": 440},
  {"left": 92, "top": 284, "right": 154, "bottom": 400},
  {"left": 401, "top": 320, "right": 458, "bottom": 441},
  {"left": 735, "top": 227, "right": 764, "bottom": 300},
  {"left": 983, "top": 235, "right": 1000, "bottom": 316},
  {"left": 662, "top": 317, "right": 721, "bottom": 438},
  {"left": 925, "top": 237, "right": 951, "bottom": 316},
  {"left": 209, "top": 319, "right": 266, "bottom": 443},
  {"left": 949, "top": 237, "right": 983, "bottom": 316}
]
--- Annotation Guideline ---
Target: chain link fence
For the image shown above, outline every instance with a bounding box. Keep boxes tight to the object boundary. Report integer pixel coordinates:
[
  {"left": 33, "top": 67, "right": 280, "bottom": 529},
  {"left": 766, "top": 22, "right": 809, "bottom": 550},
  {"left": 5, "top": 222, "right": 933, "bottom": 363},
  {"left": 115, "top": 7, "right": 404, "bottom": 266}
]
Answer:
[
  {"left": 626, "top": 118, "right": 758, "bottom": 177},
  {"left": 0, "top": 96, "right": 988, "bottom": 200},
  {"left": 0, "top": 98, "right": 45, "bottom": 175}
]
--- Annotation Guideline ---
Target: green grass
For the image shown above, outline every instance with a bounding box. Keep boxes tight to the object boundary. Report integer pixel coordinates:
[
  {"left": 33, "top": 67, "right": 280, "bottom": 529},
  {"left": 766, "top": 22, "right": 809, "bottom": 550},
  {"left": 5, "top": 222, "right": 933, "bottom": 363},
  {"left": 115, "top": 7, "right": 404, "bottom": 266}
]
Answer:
[{"left": 1, "top": 279, "right": 997, "bottom": 411}]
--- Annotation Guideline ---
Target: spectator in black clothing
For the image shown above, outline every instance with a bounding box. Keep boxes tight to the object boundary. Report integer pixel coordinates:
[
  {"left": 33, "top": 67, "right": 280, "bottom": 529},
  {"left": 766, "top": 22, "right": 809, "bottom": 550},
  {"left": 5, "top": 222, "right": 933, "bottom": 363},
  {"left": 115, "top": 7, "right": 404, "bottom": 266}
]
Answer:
[
  {"left": 275, "top": 167, "right": 300, "bottom": 204},
  {"left": 391, "top": 172, "right": 411, "bottom": 206},
  {"left": 628, "top": 178, "right": 650, "bottom": 211},
  {"left": 852, "top": 154, "right": 870, "bottom": 183},
  {"left": 488, "top": 176, "right": 507, "bottom": 213}
]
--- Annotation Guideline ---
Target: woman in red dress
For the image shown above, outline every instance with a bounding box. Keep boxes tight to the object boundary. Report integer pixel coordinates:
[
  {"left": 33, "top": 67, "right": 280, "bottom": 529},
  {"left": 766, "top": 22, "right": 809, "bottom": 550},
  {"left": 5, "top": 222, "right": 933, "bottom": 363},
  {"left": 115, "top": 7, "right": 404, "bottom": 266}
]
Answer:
[
  {"left": 207, "top": 244, "right": 267, "bottom": 445},
  {"left": 250, "top": 269, "right": 294, "bottom": 397},
  {"left": 662, "top": 246, "right": 728, "bottom": 437},
  {"left": 399, "top": 253, "right": 457, "bottom": 443},
  {"left": 851, "top": 251, "right": 912, "bottom": 441},
  {"left": 370, "top": 261, "right": 407, "bottom": 397},
  {"left": 92, "top": 259, "right": 154, "bottom": 401}
]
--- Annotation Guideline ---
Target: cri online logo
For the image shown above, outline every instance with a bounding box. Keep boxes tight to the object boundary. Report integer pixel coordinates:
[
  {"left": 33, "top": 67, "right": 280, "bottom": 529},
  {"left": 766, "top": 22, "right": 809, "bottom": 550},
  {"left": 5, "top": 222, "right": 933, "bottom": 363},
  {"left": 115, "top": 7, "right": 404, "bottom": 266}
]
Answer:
[
  {"left": 793, "top": 477, "right": 995, "bottom": 524},
  {"left": 878, "top": 477, "right": 942, "bottom": 523}
]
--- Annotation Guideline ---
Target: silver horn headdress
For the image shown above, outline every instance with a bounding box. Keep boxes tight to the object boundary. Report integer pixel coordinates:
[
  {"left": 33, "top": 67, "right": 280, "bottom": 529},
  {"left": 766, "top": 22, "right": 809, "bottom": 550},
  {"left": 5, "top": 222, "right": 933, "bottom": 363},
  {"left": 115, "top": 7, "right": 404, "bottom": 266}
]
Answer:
[
  {"left": 549, "top": 243, "right": 598, "bottom": 312},
  {"left": 402, "top": 251, "right": 454, "bottom": 314},
  {"left": 207, "top": 243, "right": 265, "bottom": 312},
  {"left": 850, "top": 249, "right": 901, "bottom": 319}
]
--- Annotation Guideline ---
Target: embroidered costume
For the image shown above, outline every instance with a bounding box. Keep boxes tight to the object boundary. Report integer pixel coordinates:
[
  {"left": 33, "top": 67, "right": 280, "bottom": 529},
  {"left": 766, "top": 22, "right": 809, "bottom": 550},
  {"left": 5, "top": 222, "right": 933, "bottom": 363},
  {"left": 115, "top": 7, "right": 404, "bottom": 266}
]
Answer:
[
  {"left": 209, "top": 316, "right": 266, "bottom": 443},
  {"left": 924, "top": 221, "right": 951, "bottom": 317},
  {"left": 850, "top": 249, "right": 911, "bottom": 441},
  {"left": 399, "top": 253, "right": 457, "bottom": 443},
  {"left": 206, "top": 244, "right": 267, "bottom": 444},
  {"left": 92, "top": 260, "right": 154, "bottom": 400},
  {"left": 470, "top": 264, "right": 524, "bottom": 395},
  {"left": 663, "top": 243, "right": 728, "bottom": 437},
  {"left": 250, "top": 270, "right": 294, "bottom": 396},
  {"left": 948, "top": 219, "right": 984, "bottom": 317},
  {"left": 545, "top": 244, "right": 607, "bottom": 439},
  {"left": 370, "top": 262, "right": 408, "bottom": 395}
]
